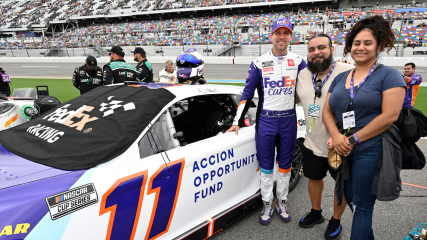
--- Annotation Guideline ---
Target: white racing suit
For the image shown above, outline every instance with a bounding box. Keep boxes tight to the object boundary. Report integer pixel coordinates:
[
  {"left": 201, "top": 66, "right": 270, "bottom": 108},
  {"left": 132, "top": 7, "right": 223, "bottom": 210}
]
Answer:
[{"left": 234, "top": 50, "right": 306, "bottom": 203}]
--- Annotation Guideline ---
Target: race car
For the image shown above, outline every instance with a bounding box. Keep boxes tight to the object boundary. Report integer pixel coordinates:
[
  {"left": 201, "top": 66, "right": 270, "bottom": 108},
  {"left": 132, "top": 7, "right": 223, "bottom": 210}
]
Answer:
[
  {"left": 0, "top": 86, "right": 61, "bottom": 131},
  {"left": 0, "top": 82, "right": 305, "bottom": 240}
]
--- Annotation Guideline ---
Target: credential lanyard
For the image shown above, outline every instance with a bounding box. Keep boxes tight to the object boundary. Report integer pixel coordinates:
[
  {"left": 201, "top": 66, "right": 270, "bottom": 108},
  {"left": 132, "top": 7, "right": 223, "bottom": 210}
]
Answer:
[
  {"left": 311, "top": 61, "right": 336, "bottom": 104},
  {"left": 349, "top": 61, "right": 378, "bottom": 106}
]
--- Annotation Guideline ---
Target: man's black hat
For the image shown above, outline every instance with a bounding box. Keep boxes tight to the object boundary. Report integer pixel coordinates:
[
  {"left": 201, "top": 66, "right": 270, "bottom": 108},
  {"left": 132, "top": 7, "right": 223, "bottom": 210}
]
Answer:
[
  {"left": 86, "top": 56, "right": 97, "bottom": 68},
  {"left": 106, "top": 46, "right": 125, "bottom": 56},
  {"left": 131, "top": 47, "right": 146, "bottom": 55}
]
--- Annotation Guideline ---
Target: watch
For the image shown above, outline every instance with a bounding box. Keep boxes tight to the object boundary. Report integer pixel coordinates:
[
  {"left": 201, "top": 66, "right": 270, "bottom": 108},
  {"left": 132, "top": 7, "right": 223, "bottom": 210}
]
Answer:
[{"left": 348, "top": 135, "right": 357, "bottom": 145}]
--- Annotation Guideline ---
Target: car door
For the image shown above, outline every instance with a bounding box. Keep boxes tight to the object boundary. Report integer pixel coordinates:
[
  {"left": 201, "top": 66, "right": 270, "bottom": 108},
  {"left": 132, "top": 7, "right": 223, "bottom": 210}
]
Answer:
[{"left": 149, "top": 93, "right": 260, "bottom": 240}]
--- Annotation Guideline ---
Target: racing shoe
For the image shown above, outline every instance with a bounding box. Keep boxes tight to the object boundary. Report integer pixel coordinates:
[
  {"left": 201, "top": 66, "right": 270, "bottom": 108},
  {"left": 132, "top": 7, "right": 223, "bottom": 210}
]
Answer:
[
  {"left": 275, "top": 200, "right": 291, "bottom": 222},
  {"left": 324, "top": 217, "right": 342, "bottom": 240},
  {"left": 299, "top": 209, "right": 325, "bottom": 228},
  {"left": 259, "top": 200, "right": 274, "bottom": 225}
]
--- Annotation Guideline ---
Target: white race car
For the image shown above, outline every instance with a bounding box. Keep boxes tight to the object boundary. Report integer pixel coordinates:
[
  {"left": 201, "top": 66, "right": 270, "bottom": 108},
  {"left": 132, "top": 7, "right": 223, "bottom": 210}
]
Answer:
[{"left": 0, "top": 82, "right": 305, "bottom": 240}]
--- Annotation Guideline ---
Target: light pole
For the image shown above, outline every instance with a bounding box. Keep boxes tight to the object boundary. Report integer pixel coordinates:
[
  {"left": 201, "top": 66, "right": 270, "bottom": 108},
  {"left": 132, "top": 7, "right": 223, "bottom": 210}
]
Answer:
[{"left": 259, "top": 27, "right": 261, "bottom": 56}]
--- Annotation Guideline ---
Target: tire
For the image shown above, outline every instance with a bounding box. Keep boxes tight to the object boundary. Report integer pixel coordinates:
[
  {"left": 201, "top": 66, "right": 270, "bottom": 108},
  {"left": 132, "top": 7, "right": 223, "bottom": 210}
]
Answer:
[{"left": 289, "top": 138, "right": 304, "bottom": 192}]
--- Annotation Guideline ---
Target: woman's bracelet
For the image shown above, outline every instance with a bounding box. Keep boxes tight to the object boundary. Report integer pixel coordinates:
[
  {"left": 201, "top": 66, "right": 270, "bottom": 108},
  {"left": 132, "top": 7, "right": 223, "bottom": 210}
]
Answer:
[{"left": 353, "top": 133, "right": 361, "bottom": 144}]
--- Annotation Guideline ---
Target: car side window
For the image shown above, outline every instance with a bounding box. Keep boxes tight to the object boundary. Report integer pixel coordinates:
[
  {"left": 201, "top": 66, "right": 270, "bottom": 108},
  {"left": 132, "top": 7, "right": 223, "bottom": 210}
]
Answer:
[
  {"left": 169, "top": 94, "right": 237, "bottom": 146},
  {"left": 231, "top": 94, "right": 257, "bottom": 126},
  {"left": 138, "top": 110, "right": 179, "bottom": 159}
]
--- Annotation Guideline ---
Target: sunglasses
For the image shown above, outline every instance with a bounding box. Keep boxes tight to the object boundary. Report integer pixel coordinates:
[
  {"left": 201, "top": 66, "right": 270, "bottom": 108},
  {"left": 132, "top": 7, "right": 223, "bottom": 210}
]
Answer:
[
  {"left": 315, "top": 79, "right": 322, "bottom": 98},
  {"left": 109, "top": 52, "right": 115, "bottom": 56}
]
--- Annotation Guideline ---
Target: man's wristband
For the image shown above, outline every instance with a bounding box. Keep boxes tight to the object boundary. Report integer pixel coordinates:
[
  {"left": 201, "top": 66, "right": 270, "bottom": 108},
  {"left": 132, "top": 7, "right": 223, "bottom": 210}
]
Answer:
[{"left": 353, "top": 133, "right": 361, "bottom": 144}]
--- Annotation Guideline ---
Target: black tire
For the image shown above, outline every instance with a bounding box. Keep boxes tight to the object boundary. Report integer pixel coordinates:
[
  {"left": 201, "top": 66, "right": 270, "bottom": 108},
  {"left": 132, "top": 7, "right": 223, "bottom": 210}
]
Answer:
[{"left": 289, "top": 138, "right": 304, "bottom": 192}]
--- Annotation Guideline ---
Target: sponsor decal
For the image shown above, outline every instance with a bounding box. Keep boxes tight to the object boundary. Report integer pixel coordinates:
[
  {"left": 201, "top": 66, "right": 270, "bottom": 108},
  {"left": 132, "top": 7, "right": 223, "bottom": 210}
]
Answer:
[
  {"left": 79, "top": 70, "right": 85, "bottom": 75},
  {"left": 4, "top": 114, "right": 18, "bottom": 128},
  {"left": 264, "top": 76, "right": 296, "bottom": 96},
  {"left": 26, "top": 124, "right": 65, "bottom": 143},
  {"left": 41, "top": 96, "right": 135, "bottom": 132},
  {"left": 262, "top": 67, "right": 274, "bottom": 76},
  {"left": 276, "top": 19, "right": 289, "bottom": 26},
  {"left": 0, "top": 223, "right": 30, "bottom": 237},
  {"left": 262, "top": 61, "right": 273, "bottom": 68},
  {"left": 244, "top": 119, "right": 250, "bottom": 127},
  {"left": 287, "top": 59, "right": 295, "bottom": 67},
  {"left": 191, "top": 149, "right": 257, "bottom": 203},
  {"left": 46, "top": 183, "right": 98, "bottom": 220}
]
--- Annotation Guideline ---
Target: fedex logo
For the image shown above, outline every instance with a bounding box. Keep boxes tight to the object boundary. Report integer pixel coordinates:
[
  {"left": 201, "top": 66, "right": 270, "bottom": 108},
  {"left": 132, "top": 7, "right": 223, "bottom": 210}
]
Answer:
[
  {"left": 276, "top": 20, "right": 289, "bottom": 26},
  {"left": 264, "top": 76, "right": 295, "bottom": 88},
  {"left": 43, "top": 104, "right": 99, "bottom": 132}
]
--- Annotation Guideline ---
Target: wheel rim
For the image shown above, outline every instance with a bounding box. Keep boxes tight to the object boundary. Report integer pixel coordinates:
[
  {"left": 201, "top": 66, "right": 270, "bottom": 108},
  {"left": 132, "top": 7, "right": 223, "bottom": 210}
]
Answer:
[{"left": 290, "top": 144, "right": 303, "bottom": 184}]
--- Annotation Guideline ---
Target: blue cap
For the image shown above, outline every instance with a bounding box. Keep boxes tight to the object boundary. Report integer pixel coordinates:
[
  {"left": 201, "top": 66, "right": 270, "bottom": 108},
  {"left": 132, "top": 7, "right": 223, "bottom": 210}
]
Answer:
[{"left": 271, "top": 18, "right": 293, "bottom": 34}]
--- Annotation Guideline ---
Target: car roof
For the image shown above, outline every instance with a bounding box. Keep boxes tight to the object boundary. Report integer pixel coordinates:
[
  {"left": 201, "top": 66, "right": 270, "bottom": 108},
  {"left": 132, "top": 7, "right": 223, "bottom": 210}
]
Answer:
[{"left": 127, "top": 82, "right": 244, "bottom": 99}]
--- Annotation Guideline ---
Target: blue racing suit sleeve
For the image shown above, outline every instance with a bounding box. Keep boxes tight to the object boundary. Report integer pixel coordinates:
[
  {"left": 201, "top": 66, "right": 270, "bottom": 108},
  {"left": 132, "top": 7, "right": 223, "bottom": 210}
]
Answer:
[
  {"left": 233, "top": 61, "right": 261, "bottom": 126},
  {"left": 410, "top": 73, "right": 422, "bottom": 85},
  {"left": 298, "top": 59, "right": 307, "bottom": 74}
]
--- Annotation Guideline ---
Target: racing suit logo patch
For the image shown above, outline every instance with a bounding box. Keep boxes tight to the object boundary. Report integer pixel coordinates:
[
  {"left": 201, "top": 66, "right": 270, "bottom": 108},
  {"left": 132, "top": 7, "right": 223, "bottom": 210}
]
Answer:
[
  {"left": 287, "top": 59, "right": 295, "bottom": 67},
  {"left": 262, "top": 67, "right": 274, "bottom": 76},
  {"left": 262, "top": 61, "right": 274, "bottom": 68}
]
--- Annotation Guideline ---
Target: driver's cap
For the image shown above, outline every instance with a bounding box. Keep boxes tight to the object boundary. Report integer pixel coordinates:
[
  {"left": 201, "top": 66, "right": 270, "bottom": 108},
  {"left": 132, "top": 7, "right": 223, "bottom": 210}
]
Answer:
[{"left": 272, "top": 18, "right": 293, "bottom": 34}]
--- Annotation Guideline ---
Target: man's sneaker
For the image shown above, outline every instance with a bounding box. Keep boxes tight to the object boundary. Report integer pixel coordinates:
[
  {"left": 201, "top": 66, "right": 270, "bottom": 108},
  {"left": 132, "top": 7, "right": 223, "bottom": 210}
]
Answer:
[
  {"left": 299, "top": 209, "right": 325, "bottom": 228},
  {"left": 259, "top": 200, "right": 274, "bottom": 225},
  {"left": 275, "top": 200, "right": 291, "bottom": 222},
  {"left": 324, "top": 217, "right": 342, "bottom": 240}
]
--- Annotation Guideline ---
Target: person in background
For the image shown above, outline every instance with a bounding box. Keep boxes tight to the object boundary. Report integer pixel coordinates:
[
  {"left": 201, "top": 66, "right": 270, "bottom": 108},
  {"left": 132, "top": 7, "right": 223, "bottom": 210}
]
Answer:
[
  {"left": 0, "top": 67, "right": 11, "bottom": 97},
  {"left": 103, "top": 46, "right": 139, "bottom": 84},
  {"left": 72, "top": 56, "right": 103, "bottom": 95},
  {"left": 323, "top": 16, "right": 406, "bottom": 240},
  {"left": 132, "top": 47, "right": 153, "bottom": 82},
  {"left": 296, "top": 33, "right": 354, "bottom": 240},
  {"left": 402, "top": 62, "right": 423, "bottom": 108},
  {"left": 158, "top": 60, "right": 177, "bottom": 83}
]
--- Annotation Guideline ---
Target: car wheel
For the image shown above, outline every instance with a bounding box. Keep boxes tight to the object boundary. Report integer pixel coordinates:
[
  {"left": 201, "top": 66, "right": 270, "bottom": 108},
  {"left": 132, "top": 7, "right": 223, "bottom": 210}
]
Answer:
[{"left": 289, "top": 138, "right": 304, "bottom": 192}]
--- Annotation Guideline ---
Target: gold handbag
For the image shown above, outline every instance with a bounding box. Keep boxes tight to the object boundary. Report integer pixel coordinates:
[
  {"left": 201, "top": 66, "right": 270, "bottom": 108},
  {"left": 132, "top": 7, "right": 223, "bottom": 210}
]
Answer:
[{"left": 328, "top": 148, "right": 342, "bottom": 170}]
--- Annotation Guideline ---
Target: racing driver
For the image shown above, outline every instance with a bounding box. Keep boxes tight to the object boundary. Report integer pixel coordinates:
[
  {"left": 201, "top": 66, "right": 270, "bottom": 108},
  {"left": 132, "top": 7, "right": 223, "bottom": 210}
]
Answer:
[{"left": 226, "top": 18, "right": 307, "bottom": 225}]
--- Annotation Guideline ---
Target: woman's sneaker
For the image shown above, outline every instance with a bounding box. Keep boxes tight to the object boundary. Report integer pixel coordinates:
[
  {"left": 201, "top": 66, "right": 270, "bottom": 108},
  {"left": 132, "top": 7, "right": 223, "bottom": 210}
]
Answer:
[
  {"left": 299, "top": 209, "right": 325, "bottom": 228},
  {"left": 275, "top": 200, "right": 291, "bottom": 222},
  {"left": 259, "top": 200, "right": 274, "bottom": 225},
  {"left": 324, "top": 217, "right": 342, "bottom": 240}
]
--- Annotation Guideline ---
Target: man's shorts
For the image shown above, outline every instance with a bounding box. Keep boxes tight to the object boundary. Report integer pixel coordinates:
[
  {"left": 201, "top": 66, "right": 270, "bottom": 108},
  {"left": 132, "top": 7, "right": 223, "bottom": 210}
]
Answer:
[{"left": 302, "top": 144, "right": 337, "bottom": 180}]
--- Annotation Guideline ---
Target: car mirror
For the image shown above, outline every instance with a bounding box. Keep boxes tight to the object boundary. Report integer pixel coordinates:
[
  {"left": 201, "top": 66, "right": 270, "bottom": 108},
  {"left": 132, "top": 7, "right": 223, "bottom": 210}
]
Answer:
[{"left": 173, "top": 131, "right": 184, "bottom": 140}]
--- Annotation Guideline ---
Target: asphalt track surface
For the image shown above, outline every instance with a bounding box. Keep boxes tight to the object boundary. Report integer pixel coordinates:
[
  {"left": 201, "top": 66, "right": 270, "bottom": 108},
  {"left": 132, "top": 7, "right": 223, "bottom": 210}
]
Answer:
[
  {"left": 210, "top": 141, "right": 427, "bottom": 240},
  {"left": 3, "top": 61, "right": 427, "bottom": 239}
]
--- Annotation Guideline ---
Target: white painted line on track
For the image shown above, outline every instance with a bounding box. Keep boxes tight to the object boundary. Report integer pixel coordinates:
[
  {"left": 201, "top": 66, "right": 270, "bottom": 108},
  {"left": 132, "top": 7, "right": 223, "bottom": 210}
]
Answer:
[{"left": 22, "top": 66, "right": 59, "bottom": 67}]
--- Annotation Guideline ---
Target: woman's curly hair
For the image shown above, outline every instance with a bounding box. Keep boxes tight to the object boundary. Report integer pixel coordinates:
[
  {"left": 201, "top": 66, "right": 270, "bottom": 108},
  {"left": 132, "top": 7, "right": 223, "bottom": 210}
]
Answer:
[{"left": 343, "top": 15, "right": 395, "bottom": 57}]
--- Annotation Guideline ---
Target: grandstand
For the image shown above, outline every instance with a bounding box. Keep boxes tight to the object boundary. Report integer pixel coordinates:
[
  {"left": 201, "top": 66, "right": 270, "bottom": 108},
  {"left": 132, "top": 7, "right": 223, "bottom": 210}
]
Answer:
[{"left": 0, "top": 0, "right": 427, "bottom": 58}]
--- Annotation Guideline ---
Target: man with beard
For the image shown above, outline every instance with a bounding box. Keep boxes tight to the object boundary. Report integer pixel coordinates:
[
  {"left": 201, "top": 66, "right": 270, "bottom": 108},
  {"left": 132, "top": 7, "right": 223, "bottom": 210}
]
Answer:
[
  {"left": 296, "top": 33, "right": 353, "bottom": 240},
  {"left": 132, "top": 47, "right": 153, "bottom": 82},
  {"left": 227, "top": 18, "right": 306, "bottom": 225}
]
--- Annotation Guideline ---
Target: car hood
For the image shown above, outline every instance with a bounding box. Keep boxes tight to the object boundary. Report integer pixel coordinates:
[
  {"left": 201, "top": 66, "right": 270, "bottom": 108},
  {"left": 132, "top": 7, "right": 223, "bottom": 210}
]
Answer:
[{"left": 0, "top": 143, "right": 77, "bottom": 190}]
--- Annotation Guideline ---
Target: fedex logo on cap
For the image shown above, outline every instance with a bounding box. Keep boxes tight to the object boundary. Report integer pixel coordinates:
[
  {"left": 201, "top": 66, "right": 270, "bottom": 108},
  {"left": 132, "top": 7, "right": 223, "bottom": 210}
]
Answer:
[{"left": 276, "top": 20, "right": 289, "bottom": 26}]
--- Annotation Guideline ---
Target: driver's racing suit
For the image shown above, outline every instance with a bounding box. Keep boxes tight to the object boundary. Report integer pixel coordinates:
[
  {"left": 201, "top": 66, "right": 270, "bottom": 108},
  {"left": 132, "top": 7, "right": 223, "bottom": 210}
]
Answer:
[{"left": 234, "top": 50, "right": 306, "bottom": 203}]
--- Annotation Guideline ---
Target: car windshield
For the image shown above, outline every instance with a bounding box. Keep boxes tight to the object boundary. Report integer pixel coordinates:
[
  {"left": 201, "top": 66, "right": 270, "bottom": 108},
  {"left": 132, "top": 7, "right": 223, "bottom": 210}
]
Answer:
[{"left": 0, "top": 85, "right": 176, "bottom": 170}]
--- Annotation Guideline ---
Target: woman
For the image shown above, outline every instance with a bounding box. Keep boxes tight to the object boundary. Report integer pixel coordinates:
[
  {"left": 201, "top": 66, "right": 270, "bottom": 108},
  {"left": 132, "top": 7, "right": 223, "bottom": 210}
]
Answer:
[{"left": 323, "top": 16, "right": 406, "bottom": 239}]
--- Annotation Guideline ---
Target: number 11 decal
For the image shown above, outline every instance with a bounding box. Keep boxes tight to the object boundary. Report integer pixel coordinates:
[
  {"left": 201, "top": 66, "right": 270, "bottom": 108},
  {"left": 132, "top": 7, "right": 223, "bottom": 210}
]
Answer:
[{"left": 100, "top": 159, "right": 185, "bottom": 240}]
